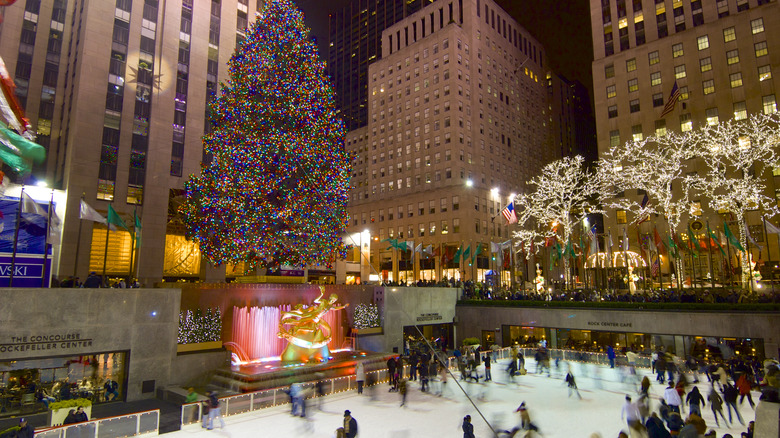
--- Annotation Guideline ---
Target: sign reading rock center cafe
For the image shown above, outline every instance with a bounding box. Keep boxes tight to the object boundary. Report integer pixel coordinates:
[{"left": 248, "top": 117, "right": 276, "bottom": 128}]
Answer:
[{"left": 0, "top": 332, "right": 93, "bottom": 354}]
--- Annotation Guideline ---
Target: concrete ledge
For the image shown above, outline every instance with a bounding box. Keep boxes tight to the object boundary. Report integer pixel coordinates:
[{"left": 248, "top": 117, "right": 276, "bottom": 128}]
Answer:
[{"left": 754, "top": 400, "right": 779, "bottom": 438}]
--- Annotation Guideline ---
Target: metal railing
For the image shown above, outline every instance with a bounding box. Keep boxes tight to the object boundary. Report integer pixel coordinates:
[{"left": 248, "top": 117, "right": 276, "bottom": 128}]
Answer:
[{"left": 34, "top": 409, "right": 159, "bottom": 438}]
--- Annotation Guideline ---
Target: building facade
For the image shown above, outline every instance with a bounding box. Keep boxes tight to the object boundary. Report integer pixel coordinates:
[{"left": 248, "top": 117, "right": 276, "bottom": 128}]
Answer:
[
  {"left": 0, "top": 0, "right": 265, "bottom": 284},
  {"left": 547, "top": 74, "right": 598, "bottom": 163},
  {"left": 590, "top": 0, "right": 780, "bottom": 280},
  {"left": 344, "top": 0, "right": 554, "bottom": 285},
  {"left": 327, "top": 0, "right": 429, "bottom": 132}
]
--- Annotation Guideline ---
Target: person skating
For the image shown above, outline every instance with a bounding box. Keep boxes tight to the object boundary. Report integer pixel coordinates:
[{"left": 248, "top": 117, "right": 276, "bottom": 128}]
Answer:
[
  {"left": 707, "top": 386, "right": 728, "bottom": 427},
  {"left": 735, "top": 373, "right": 755, "bottom": 409},
  {"left": 343, "top": 410, "right": 358, "bottom": 438},
  {"left": 484, "top": 353, "right": 492, "bottom": 382},
  {"left": 620, "top": 395, "right": 642, "bottom": 434},
  {"left": 419, "top": 359, "right": 429, "bottom": 392},
  {"left": 644, "top": 412, "right": 671, "bottom": 438},
  {"left": 356, "top": 361, "right": 366, "bottom": 395},
  {"left": 206, "top": 391, "right": 225, "bottom": 429},
  {"left": 462, "top": 415, "right": 475, "bottom": 438},
  {"left": 515, "top": 402, "right": 540, "bottom": 436},
  {"left": 565, "top": 371, "right": 582, "bottom": 399},
  {"left": 398, "top": 378, "right": 407, "bottom": 407},
  {"left": 387, "top": 356, "right": 397, "bottom": 390},
  {"left": 722, "top": 383, "right": 744, "bottom": 425},
  {"left": 663, "top": 382, "right": 682, "bottom": 414},
  {"left": 685, "top": 386, "right": 705, "bottom": 416}
]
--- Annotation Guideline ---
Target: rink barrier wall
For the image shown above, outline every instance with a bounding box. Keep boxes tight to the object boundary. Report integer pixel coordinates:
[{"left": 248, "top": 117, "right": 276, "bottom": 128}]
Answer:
[{"left": 34, "top": 409, "right": 160, "bottom": 438}]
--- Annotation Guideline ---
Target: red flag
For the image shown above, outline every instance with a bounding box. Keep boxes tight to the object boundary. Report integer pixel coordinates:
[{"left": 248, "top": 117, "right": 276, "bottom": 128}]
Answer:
[{"left": 653, "top": 228, "right": 666, "bottom": 255}]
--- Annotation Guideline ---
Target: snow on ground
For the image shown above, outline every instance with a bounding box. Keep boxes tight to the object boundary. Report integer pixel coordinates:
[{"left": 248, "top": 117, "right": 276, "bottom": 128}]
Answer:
[{"left": 171, "top": 359, "right": 757, "bottom": 437}]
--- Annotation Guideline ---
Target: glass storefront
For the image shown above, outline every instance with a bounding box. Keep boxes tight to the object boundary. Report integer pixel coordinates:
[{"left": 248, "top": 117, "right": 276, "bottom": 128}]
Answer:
[
  {"left": 501, "top": 325, "right": 765, "bottom": 360},
  {"left": 403, "top": 323, "right": 453, "bottom": 352},
  {"left": 0, "top": 351, "right": 128, "bottom": 417}
]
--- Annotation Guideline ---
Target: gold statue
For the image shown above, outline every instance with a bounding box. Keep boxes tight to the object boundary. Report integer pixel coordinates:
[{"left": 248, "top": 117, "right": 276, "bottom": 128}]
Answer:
[{"left": 277, "top": 286, "right": 348, "bottom": 362}]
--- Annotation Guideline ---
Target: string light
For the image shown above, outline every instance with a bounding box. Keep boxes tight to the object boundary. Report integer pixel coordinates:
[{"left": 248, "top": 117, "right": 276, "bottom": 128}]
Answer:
[
  {"left": 353, "top": 303, "right": 380, "bottom": 329},
  {"left": 182, "top": 0, "right": 349, "bottom": 269},
  {"left": 178, "top": 308, "right": 222, "bottom": 344}
]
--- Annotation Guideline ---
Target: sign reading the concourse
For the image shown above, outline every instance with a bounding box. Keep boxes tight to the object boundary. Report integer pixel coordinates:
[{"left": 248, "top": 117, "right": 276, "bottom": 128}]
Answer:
[{"left": 0, "top": 332, "right": 94, "bottom": 354}]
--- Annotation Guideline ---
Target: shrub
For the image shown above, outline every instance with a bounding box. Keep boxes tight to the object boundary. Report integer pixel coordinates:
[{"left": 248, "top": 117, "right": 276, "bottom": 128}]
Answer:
[{"left": 49, "top": 398, "right": 92, "bottom": 411}]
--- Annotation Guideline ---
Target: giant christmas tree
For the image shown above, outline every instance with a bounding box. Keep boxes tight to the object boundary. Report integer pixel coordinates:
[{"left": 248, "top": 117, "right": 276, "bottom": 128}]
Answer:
[{"left": 182, "top": 0, "right": 349, "bottom": 270}]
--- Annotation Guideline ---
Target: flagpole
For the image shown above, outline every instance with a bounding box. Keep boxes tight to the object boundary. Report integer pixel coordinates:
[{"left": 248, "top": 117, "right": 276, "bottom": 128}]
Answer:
[
  {"left": 725, "top": 226, "right": 734, "bottom": 289},
  {"left": 129, "top": 225, "right": 136, "bottom": 283},
  {"left": 762, "top": 216, "right": 774, "bottom": 294},
  {"left": 744, "top": 221, "right": 754, "bottom": 294},
  {"left": 706, "top": 221, "right": 715, "bottom": 289},
  {"left": 9, "top": 186, "right": 25, "bottom": 287},
  {"left": 41, "top": 189, "right": 54, "bottom": 287},
  {"left": 73, "top": 194, "right": 86, "bottom": 278}
]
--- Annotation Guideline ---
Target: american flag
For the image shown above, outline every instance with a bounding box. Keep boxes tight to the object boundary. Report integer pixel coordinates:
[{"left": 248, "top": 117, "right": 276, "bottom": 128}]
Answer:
[
  {"left": 660, "top": 80, "right": 682, "bottom": 118},
  {"left": 651, "top": 256, "right": 660, "bottom": 277},
  {"left": 501, "top": 202, "right": 518, "bottom": 224}
]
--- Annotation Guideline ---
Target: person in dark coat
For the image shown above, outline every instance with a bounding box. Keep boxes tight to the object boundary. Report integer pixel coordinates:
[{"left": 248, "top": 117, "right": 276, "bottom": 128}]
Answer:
[
  {"left": 685, "top": 386, "right": 705, "bottom": 416},
  {"left": 607, "top": 345, "right": 616, "bottom": 368},
  {"left": 645, "top": 412, "right": 671, "bottom": 438},
  {"left": 63, "top": 409, "right": 78, "bottom": 425},
  {"left": 16, "top": 418, "right": 34, "bottom": 438},
  {"left": 722, "top": 383, "right": 744, "bottom": 425},
  {"left": 656, "top": 355, "right": 667, "bottom": 382},
  {"left": 707, "top": 386, "right": 727, "bottom": 426},
  {"left": 462, "top": 415, "right": 475, "bottom": 438},
  {"left": 83, "top": 272, "right": 102, "bottom": 288},
  {"left": 343, "top": 410, "right": 358, "bottom": 438},
  {"left": 483, "top": 354, "right": 492, "bottom": 381},
  {"left": 386, "top": 356, "right": 397, "bottom": 390},
  {"left": 665, "top": 411, "right": 684, "bottom": 435},
  {"left": 75, "top": 406, "right": 89, "bottom": 422}
]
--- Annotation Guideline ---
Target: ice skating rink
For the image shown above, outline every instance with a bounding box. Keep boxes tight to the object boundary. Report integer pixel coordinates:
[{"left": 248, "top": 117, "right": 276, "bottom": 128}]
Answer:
[{"left": 172, "top": 360, "right": 757, "bottom": 437}]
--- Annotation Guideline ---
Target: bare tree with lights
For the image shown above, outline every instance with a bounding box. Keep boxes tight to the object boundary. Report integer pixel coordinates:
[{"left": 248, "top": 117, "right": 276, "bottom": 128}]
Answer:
[
  {"left": 597, "top": 131, "right": 700, "bottom": 288},
  {"left": 512, "top": 155, "right": 601, "bottom": 291},
  {"left": 693, "top": 113, "right": 780, "bottom": 288}
]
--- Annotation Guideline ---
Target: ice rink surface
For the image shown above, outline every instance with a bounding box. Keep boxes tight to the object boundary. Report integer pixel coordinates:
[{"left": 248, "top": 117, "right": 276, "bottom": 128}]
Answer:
[{"left": 172, "top": 359, "right": 757, "bottom": 437}]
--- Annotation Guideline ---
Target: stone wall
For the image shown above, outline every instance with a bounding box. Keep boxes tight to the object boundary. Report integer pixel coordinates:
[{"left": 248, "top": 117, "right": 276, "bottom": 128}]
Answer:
[{"left": 0, "top": 288, "right": 180, "bottom": 401}]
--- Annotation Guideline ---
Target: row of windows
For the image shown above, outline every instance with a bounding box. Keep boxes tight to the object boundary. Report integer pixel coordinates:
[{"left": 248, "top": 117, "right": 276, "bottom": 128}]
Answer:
[
  {"left": 608, "top": 95, "right": 777, "bottom": 146},
  {"left": 387, "top": 1, "right": 460, "bottom": 54},
  {"left": 476, "top": 0, "right": 541, "bottom": 66}
]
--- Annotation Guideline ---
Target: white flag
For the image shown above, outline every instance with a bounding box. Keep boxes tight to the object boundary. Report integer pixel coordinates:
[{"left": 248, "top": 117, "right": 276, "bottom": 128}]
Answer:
[
  {"left": 21, "top": 191, "right": 46, "bottom": 216},
  {"left": 423, "top": 244, "right": 433, "bottom": 255},
  {"left": 414, "top": 243, "right": 422, "bottom": 254},
  {"left": 48, "top": 209, "right": 62, "bottom": 242},
  {"left": 765, "top": 219, "right": 780, "bottom": 235},
  {"left": 80, "top": 200, "right": 107, "bottom": 224},
  {"left": 491, "top": 242, "right": 500, "bottom": 253}
]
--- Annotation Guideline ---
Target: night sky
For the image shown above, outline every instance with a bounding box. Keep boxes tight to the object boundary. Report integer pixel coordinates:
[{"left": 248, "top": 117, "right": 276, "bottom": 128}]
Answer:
[{"left": 294, "top": 0, "right": 594, "bottom": 101}]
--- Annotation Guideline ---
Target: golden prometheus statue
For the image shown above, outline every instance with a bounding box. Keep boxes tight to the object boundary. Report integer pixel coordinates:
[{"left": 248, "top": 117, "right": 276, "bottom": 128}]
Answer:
[{"left": 277, "top": 286, "right": 348, "bottom": 362}]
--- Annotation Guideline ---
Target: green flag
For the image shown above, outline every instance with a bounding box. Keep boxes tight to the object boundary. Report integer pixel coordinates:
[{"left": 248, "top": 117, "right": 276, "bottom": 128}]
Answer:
[
  {"left": 707, "top": 224, "right": 726, "bottom": 257},
  {"left": 133, "top": 208, "right": 142, "bottom": 247},
  {"left": 472, "top": 244, "right": 482, "bottom": 263},
  {"left": 564, "top": 238, "right": 576, "bottom": 259},
  {"left": 382, "top": 238, "right": 398, "bottom": 250},
  {"left": 462, "top": 245, "right": 471, "bottom": 263},
  {"left": 724, "top": 221, "right": 744, "bottom": 251},
  {"left": 0, "top": 121, "right": 46, "bottom": 174},
  {"left": 107, "top": 204, "right": 127, "bottom": 231},
  {"left": 666, "top": 234, "right": 679, "bottom": 259},
  {"left": 454, "top": 245, "right": 463, "bottom": 263},
  {"left": 687, "top": 226, "right": 700, "bottom": 257}
]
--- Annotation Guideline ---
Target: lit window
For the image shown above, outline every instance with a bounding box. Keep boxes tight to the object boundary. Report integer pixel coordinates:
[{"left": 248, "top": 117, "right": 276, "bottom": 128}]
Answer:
[
  {"left": 648, "top": 50, "right": 660, "bottom": 65},
  {"left": 655, "top": 119, "right": 667, "bottom": 137},
  {"left": 674, "top": 64, "right": 686, "bottom": 79},
  {"left": 729, "top": 72, "right": 743, "bottom": 88},
  {"left": 726, "top": 49, "right": 739, "bottom": 65},
  {"left": 626, "top": 58, "right": 637, "bottom": 72},
  {"left": 733, "top": 101, "right": 747, "bottom": 120},
  {"left": 97, "top": 179, "right": 115, "bottom": 201},
  {"left": 755, "top": 41, "right": 768, "bottom": 57},
  {"left": 628, "top": 78, "right": 638, "bottom": 92},
  {"left": 650, "top": 72, "right": 661, "bottom": 86},
  {"left": 758, "top": 65, "right": 772, "bottom": 81},
  {"left": 616, "top": 210, "right": 627, "bottom": 224},
  {"left": 699, "top": 57, "right": 712, "bottom": 72},
  {"left": 703, "top": 79, "right": 715, "bottom": 95},
  {"left": 680, "top": 113, "right": 692, "bottom": 132},
  {"left": 750, "top": 18, "right": 764, "bottom": 34},
  {"left": 706, "top": 107, "right": 719, "bottom": 125},
  {"left": 672, "top": 43, "right": 684, "bottom": 57},
  {"left": 609, "top": 130, "right": 620, "bottom": 148},
  {"left": 697, "top": 35, "right": 709, "bottom": 50},
  {"left": 679, "top": 86, "right": 689, "bottom": 100},
  {"left": 723, "top": 26, "right": 736, "bottom": 42},
  {"left": 764, "top": 95, "right": 777, "bottom": 114},
  {"left": 607, "top": 85, "right": 616, "bottom": 98},
  {"left": 632, "top": 124, "right": 643, "bottom": 142},
  {"left": 605, "top": 64, "right": 615, "bottom": 78}
]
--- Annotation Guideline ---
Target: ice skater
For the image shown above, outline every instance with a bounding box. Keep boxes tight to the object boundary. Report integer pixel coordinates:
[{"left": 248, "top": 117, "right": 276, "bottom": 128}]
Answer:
[{"left": 564, "top": 369, "right": 582, "bottom": 399}]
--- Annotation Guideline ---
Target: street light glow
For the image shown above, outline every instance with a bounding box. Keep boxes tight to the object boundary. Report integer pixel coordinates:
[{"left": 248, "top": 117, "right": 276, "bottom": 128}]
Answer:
[{"left": 466, "top": 179, "right": 473, "bottom": 187}]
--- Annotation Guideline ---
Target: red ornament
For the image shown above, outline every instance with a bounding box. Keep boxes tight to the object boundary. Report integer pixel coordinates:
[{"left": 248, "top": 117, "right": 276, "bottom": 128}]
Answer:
[{"left": 0, "top": 0, "right": 19, "bottom": 6}]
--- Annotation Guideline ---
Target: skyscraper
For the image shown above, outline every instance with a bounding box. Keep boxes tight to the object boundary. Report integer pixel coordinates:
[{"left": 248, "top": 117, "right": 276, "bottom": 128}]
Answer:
[
  {"left": 0, "top": 0, "right": 265, "bottom": 284},
  {"left": 342, "top": 0, "right": 554, "bottom": 284}
]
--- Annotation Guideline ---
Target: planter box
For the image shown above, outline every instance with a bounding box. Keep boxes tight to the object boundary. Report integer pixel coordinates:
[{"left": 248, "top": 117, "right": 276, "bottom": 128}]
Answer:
[
  {"left": 355, "top": 327, "right": 383, "bottom": 335},
  {"left": 177, "top": 341, "right": 223, "bottom": 353},
  {"left": 49, "top": 405, "right": 92, "bottom": 426}
]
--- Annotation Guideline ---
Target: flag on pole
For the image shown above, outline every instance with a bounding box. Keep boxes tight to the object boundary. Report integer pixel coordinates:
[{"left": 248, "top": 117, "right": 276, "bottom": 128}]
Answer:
[
  {"left": 20, "top": 191, "right": 47, "bottom": 229},
  {"left": 501, "top": 202, "right": 518, "bottom": 224},
  {"left": 687, "top": 226, "right": 701, "bottom": 255},
  {"left": 491, "top": 242, "right": 500, "bottom": 253},
  {"left": 564, "top": 238, "right": 576, "bottom": 259},
  {"left": 472, "top": 244, "right": 482, "bottom": 263},
  {"left": 133, "top": 208, "right": 142, "bottom": 247},
  {"left": 723, "top": 221, "right": 744, "bottom": 251},
  {"left": 80, "top": 200, "right": 107, "bottom": 225},
  {"left": 660, "top": 80, "right": 682, "bottom": 118},
  {"left": 707, "top": 224, "right": 726, "bottom": 256},
  {"left": 745, "top": 225, "right": 763, "bottom": 251},
  {"left": 48, "top": 209, "right": 61, "bottom": 242},
  {"left": 107, "top": 204, "right": 127, "bottom": 231},
  {"left": 638, "top": 193, "right": 651, "bottom": 224},
  {"left": 765, "top": 220, "right": 780, "bottom": 235},
  {"left": 454, "top": 245, "right": 463, "bottom": 263},
  {"left": 462, "top": 245, "right": 471, "bottom": 263},
  {"left": 653, "top": 228, "right": 665, "bottom": 254},
  {"left": 623, "top": 228, "right": 629, "bottom": 251},
  {"left": 588, "top": 225, "right": 599, "bottom": 255},
  {"left": 423, "top": 244, "right": 433, "bottom": 256},
  {"left": 414, "top": 243, "right": 423, "bottom": 254},
  {"left": 651, "top": 255, "right": 660, "bottom": 277}
]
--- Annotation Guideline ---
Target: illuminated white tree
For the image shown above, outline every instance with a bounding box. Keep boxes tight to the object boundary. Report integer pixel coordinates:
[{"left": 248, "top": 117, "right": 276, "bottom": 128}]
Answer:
[
  {"left": 597, "top": 131, "right": 700, "bottom": 284},
  {"left": 694, "top": 113, "right": 780, "bottom": 287},
  {"left": 512, "top": 155, "right": 601, "bottom": 290}
]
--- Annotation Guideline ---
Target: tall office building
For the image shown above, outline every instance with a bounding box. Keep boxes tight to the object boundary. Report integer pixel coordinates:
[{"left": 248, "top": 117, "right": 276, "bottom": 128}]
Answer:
[
  {"left": 0, "top": 0, "right": 265, "bottom": 284},
  {"left": 547, "top": 73, "right": 598, "bottom": 163},
  {"left": 342, "top": 0, "right": 553, "bottom": 284},
  {"left": 590, "top": 0, "right": 779, "bottom": 273},
  {"left": 327, "top": 0, "right": 431, "bottom": 131}
]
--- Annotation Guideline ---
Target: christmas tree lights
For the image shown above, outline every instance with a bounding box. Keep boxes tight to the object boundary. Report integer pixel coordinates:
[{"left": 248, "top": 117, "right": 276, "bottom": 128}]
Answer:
[
  {"left": 182, "top": 0, "right": 349, "bottom": 269},
  {"left": 353, "top": 303, "right": 381, "bottom": 329},
  {"left": 178, "top": 308, "right": 222, "bottom": 344}
]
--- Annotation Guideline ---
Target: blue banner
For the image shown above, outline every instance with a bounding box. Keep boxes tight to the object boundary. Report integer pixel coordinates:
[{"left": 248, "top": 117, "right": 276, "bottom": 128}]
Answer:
[{"left": 0, "top": 196, "right": 54, "bottom": 287}]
